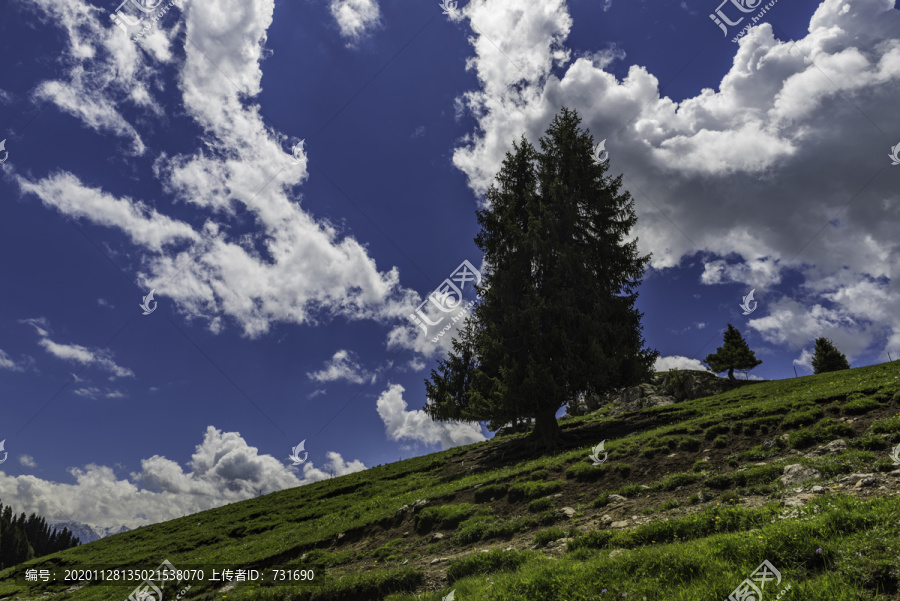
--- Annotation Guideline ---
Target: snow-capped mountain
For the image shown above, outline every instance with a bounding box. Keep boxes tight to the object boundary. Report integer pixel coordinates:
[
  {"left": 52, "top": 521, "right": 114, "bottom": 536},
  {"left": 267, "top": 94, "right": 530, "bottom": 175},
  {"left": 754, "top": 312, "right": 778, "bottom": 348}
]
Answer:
[{"left": 48, "top": 521, "right": 130, "bottom": 544}]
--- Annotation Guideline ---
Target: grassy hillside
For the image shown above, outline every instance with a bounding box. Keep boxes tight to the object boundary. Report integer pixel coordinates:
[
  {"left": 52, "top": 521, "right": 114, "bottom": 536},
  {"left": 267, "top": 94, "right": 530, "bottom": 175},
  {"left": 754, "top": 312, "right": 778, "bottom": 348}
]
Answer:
[{"left": 2, "top": 362, "right": 900, "bottom": 600}]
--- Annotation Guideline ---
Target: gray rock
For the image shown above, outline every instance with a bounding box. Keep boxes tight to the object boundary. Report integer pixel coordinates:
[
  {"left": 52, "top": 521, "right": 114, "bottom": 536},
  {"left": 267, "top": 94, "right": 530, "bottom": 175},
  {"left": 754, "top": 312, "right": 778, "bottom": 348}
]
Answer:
[
  {"left": 559, "top": 507, "right": 576, "bottom": 518},
  {"left": 780, "top": 464, "right": 822, "bottom": 487},
  {"left": 610, "top": 520, "right": 630, "bottom": 528},
  {"left": 548, "top": 537, "right": 573, "bottom": 548},
  {"left": 568, "top": 371, "right": 727, "bottom": 416},
  {"left": 432, "top": 533, "right": 445, "bottom": 541},
  {"left": 811, "top": 439, "right": 847, "bottom": 455},
  {"left": 608, "top": 549, "right": 626, "bottom": 558},
  {"left": 608, "top": 494, "right": 628, "bottom": 503},
  {"left": 847, "top": 472, "right": 876, "bottom": 484},
  {"left": 811, "top": 486, "right": 825, "bottom": 493},
  {"left": 601, "top": 514, "right": 614, "bottom": 525},
  {"left": 854, "top": 477, "right": 876, "bottom": 489}
]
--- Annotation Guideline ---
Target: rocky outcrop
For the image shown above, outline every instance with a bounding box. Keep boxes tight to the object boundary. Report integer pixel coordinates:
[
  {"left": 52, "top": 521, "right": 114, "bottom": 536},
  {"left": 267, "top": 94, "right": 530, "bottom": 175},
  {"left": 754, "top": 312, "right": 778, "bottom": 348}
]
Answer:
[{"left": 567, "top": 370, "right": 735, "bottom": 416}]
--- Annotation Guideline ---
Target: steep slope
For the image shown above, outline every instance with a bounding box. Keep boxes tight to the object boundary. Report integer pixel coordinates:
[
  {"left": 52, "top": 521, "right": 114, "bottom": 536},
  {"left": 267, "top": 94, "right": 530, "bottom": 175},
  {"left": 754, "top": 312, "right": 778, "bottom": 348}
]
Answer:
[{"left": 1, "top": 362, "right": 900, "bottom": 600}]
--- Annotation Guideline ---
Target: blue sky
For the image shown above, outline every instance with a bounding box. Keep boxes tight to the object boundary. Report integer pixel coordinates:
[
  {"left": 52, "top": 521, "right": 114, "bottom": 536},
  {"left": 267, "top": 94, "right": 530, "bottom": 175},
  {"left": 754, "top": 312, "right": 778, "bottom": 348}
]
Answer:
[{"left": 0, "top": 0, "right": 898, "bottom": 530}]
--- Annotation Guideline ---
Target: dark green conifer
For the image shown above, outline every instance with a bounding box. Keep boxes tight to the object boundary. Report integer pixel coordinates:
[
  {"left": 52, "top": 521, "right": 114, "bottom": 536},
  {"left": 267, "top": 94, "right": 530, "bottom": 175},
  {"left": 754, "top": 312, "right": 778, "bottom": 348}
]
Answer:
[
  {"left": 704, "top": 324, "right": 762, "bottom": 380},
  {"left": 811, "top": 337, "right": 850, "bottom": 374},
  {"left": 425, "top": 108, "right": 658, "bottom": 449}
]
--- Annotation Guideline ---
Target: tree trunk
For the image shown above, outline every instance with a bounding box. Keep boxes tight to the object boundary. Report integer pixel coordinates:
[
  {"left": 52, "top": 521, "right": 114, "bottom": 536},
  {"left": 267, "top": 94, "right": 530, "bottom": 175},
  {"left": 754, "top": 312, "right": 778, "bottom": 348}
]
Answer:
[
  {"left": 532, "top": 407, "right": 561, "bottom": 450},
  {"left": 727, "top": 368, "right": 735, "bottom": 380}
]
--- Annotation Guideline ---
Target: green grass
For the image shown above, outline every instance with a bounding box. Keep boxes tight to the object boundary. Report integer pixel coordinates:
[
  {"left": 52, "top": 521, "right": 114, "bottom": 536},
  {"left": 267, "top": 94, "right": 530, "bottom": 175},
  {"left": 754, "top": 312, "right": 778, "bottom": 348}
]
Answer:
[
  {"left": 565, "top": 462, "right": 606, "bottom": 481},
  {"left": 415, "top": 503, "right": 482, "bottom": 533},
  {"left": 446, "top": 549, "right": 532, "bottom": 584},
  {"left": 532, "top": 527, "right": 570, "bottom": 547},
  {"left": 843, "top": 397, "right": 882, "bottom": 415},
  {"left": 678, "top": 436, "right": 702, "bottom": 452},
  {"left": 654, "top": 472, "right": 702, "bottom": 491},
  {"left": 453, "top": 514, "right": 541, "bottom": 545},
  {"left": 528, "top": 497, "right": 555, "bottom": 512},
  {"left": 788, "top": 419, "right": 855, "bottom": 449},
  {"left": 782, "top": 406, "right": 825, "bottom": 429},
  {"left": 507, "top": 480, "right": 563, "bottom": 501},
  {"left": 473, "top": 484, "right": 508, "bottom": 503},
  {"left": 870, "top": 413, "right": 900, "bottom": 437},
  {"left": 3, "top": 362, "right": 900, "bottom": 600}
]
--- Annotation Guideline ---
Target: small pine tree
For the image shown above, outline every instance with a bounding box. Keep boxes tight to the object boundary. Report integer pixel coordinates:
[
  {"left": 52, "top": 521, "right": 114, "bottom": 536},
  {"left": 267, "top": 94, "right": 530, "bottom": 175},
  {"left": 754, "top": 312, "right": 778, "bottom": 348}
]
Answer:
[
  {"left": 704, "top": 324, "right": 762, "bottom": 380},
  {"left": 811, "top": 337, "right": 850, "bottom": 374}
]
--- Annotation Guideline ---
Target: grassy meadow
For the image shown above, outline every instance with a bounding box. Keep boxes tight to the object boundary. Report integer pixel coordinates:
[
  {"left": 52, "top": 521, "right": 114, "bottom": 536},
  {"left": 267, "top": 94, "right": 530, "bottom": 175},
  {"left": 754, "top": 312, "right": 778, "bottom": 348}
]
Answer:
[{"left": 2, "top": 362, "right": 900, "bottom": 600}]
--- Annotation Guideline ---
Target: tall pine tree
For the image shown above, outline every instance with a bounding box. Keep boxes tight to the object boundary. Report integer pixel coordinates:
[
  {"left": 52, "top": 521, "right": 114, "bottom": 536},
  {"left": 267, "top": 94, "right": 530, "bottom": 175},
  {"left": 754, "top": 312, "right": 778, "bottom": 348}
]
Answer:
[{"left": 425, "top": 108, "right": 658, "bottom": 449}]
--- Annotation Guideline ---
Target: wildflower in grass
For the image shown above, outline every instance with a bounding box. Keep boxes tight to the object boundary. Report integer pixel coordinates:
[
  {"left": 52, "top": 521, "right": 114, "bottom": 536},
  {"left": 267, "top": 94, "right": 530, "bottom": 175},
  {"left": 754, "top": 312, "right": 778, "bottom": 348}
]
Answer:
[
  {"left": 601, "top": 589, "right": 607, "bottom": 594},
  {"left": 816, "top": 548, "right": 823, "bottom": 554}
]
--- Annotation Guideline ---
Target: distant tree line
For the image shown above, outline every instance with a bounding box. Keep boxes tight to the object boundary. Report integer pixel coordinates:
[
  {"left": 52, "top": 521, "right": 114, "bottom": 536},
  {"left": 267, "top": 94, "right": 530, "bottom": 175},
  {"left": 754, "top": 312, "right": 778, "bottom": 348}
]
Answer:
[{"left": 0, "top": 501, "right": 80, "bottom": 569}]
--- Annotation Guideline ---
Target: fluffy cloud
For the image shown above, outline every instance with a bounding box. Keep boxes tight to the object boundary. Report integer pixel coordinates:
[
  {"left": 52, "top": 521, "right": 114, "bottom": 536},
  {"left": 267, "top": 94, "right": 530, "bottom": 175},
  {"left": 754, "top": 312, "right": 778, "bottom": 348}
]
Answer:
[
  {"left": 653, "top": 355, "right": 710, "bottom": 372},
  {"left": 307, "top": 349, "right": 377, "bottom": 385},
  {"left": 701, "top": 258, "right": 783, "bottom": 289},
  {"left": 296, "top": 451, "right": 367, "bottom": 482},
  {"left": 17, "top": 0, "right": 419, "bottom": 339},
  {"left": 0, "top": 427, "right": 363, "bottom": 529},
  {"left": 20, "top": 318, "right": 134, "bottom": 378},
  {"left": 22, "top": 0, "right": 175, "bottom": 154},
  {"left": 749, "top": 297, "right": 869, "bottom": 359},
  {"left": 16, "top": 173, "right": 200, "bottom": 252},
  {"left": 376, "top": 384, "right": 486, "bottom": 450},
  {"left": 330, "top": 0, "right": 382, "bottom": 44},
  {"left": 387, "top": 259, "right": 485, "bottom": 356},
  {"left": 450, "top": 0, "right": 900, "bottom": 362}
]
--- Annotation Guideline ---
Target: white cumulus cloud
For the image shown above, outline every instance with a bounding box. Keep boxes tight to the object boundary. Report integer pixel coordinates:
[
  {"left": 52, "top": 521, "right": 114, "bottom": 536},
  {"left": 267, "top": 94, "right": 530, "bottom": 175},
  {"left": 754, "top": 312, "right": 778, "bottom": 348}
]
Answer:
[
  {"left": 0, "top": 426, "right": 363, "bottom": 529},
  {"left": 307, "top": 349, "right": 377, "bottom": 385},
  {"left": 653, "top": 355, "right": 710, "bottom": 372},
  {"left": 330, "top": 0, "right": 382, "bottom": 44},
  {"left": 376, "top": 383, "right": 486, "bottom": 450}
]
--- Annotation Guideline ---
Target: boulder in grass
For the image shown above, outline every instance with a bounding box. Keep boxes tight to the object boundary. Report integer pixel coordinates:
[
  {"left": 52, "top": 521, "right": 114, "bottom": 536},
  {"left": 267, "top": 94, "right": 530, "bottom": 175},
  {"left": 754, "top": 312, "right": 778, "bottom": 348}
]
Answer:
[{"left": 780, "top": 464, "right": 822, "bottom": 487}]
